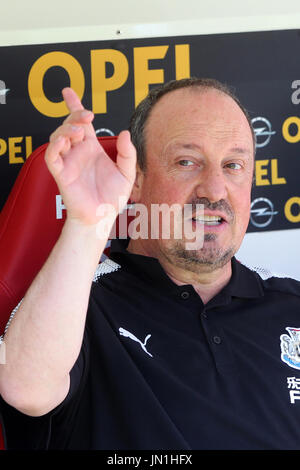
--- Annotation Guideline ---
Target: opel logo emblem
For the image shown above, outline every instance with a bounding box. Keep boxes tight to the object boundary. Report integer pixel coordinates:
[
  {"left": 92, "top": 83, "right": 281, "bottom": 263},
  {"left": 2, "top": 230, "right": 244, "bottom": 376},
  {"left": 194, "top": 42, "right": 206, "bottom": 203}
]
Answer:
[
  {"left": 250, "top": 197, "right": 278, "bottom": 228},
  {"left": 251, "top": 117, "right": 276, "bottom": 148}
]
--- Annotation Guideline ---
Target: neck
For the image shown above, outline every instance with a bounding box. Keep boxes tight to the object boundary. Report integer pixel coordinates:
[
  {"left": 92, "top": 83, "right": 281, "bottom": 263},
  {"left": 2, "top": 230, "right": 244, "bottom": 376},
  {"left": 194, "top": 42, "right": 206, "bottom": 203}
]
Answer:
[{"left": 127, "top": 238, "right": 232, "bottom": 304}]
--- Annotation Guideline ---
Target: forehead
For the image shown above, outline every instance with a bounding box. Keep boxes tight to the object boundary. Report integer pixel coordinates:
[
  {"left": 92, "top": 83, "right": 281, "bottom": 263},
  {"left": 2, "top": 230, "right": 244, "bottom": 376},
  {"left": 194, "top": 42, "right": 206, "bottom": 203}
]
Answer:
[{"left": 144, "top": 87, "right": 253, "bottom": 157}]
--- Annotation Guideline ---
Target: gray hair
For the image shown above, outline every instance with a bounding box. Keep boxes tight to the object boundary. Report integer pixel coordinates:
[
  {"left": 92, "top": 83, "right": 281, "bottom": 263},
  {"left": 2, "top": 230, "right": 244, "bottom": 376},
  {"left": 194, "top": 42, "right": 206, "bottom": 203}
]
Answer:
[{"left": 129, "top": 77, "right": 255, "bottom": 171}]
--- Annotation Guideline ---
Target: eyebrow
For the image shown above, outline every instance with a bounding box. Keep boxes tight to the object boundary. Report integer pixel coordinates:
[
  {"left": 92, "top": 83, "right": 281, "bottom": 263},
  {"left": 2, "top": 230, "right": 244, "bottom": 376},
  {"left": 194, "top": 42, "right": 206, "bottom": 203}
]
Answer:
[
  {"left": 166, "top": 143, "right": 252, "bottom": 157},
  {"left": 227, "top": 147, "right": 252, "bottom": 158},
  {"left": 164, "top": 143, "right": 203, "bottom": 154}
]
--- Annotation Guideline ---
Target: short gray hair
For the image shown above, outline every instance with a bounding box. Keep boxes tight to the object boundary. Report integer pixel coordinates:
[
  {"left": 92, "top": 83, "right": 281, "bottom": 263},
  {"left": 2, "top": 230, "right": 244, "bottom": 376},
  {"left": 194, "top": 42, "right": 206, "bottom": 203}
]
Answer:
[{"left": 129, "top": 77, "right": 255, "bottom": 171}]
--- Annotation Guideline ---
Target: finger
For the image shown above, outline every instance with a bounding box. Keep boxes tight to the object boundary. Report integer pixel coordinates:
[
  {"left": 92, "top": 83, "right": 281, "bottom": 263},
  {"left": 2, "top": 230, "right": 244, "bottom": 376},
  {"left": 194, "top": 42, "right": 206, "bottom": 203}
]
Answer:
[
  {"left": 62, "top": 87, "right": 84, "bottom": 113},
  {"left": 45, "top": 136, "right": 68, "bottom": 176},
  {"left": 116, "top": 131, "right": 137, "bottom": 185},
  {"left": 50, "top": 124, "right": 84, "bottom": 145},
  {"left": 63, "top": 110, "right": 94, "bottom": 126},
  {"left": 62, "top": 88, "right": 95, "bottom": 138}
]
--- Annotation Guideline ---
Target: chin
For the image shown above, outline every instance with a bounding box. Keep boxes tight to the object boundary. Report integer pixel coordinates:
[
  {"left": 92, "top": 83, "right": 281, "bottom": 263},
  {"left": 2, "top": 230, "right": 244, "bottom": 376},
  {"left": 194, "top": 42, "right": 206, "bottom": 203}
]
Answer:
[{"left": 163, "top": 240, "right": 236, "bottom": 274}]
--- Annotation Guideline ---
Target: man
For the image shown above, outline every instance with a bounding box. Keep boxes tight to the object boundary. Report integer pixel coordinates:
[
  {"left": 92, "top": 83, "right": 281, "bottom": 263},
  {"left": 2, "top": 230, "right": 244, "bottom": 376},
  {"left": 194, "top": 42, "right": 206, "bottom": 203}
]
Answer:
[{"left": 1, "top": 78, "right": 300, "bottom": 450}]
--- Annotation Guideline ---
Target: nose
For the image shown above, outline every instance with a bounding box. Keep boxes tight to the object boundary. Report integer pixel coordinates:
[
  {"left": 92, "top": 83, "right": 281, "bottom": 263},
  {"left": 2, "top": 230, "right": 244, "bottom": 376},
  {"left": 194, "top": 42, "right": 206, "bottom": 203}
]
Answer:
[{"left": 195, "top": 165, "right": 228, "bottom": 203}]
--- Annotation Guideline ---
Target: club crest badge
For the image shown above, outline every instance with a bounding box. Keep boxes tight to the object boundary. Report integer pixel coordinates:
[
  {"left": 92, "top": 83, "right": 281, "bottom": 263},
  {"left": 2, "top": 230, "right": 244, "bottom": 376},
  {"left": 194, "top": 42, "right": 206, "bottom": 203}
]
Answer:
[{"left": 280, "top": 327, "right": 300, "bottom": 370}]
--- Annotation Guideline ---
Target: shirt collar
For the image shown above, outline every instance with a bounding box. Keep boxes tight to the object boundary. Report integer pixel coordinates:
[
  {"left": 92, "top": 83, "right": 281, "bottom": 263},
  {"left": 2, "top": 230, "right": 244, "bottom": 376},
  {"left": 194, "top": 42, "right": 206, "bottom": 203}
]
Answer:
[{"left": 109, "top": 238, "right": 264, "bottom": 301}]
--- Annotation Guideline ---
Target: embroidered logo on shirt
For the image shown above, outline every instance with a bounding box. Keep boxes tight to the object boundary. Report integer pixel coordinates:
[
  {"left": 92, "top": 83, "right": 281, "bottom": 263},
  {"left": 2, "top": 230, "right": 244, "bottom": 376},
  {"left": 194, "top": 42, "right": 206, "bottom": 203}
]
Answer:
[
  {"left": 119, "top": 327, "right": 153, "bottom": 357},
  {"left": 280, "top": 327, "right": 300, "bottom": 370}
]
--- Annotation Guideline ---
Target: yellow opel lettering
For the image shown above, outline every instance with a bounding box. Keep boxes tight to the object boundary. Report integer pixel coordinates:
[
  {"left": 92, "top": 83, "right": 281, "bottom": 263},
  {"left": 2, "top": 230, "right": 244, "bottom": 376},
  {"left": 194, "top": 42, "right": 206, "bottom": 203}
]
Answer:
[
  {"left": 255, "top": 160, "right": 270, "bottom": 186},
  {"left": 0, "top": 136, "right": 33, "bottom": 163},
  {"left": 28, "top": 52, "right": 85, "bottom": 117},
  {"left": 28, "top": 44, "right": 191, "bottom": 117},
  {"left": 175, "top": 44, "right": 190, "bottom": 80},
  {"left": 25, "top": 136, "right": 33, "bottom": 159},
  {"left": 255, "top": 159, "right": 286, "bottom": 186},
  {"left": 91, "top": 49, "right": 129, "bottom": 114},
  {"left": 0, "top": 138, "right": 7, "bottom": 157},
  {"left": 285, "top": 197, "right": 300, "bottom": 223},
  {"left": 271, "top": 159, "right": 286, "bottom": 185},
  {"left": 282, "top": 116, "right": 300, "bottom": 143},
  {"left": 9, "top": 137, "right": 24, "bottom": 164},
  {"left": 134, "top": 45, "right": 169, "bottom": 107}
]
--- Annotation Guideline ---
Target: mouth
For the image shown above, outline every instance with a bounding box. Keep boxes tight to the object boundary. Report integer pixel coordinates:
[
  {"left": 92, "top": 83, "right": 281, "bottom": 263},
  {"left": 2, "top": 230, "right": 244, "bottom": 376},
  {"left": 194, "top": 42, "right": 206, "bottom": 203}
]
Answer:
[
  {"left": 191, "top": 210, "right": 230, "bottom": 226},
  {"left": 192, "top": 214, "right": 224, "bottom": 226}
]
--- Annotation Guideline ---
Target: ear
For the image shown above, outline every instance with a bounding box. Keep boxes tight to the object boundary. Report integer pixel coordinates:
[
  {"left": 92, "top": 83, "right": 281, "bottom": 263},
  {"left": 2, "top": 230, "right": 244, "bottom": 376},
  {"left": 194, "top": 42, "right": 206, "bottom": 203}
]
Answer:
[{"left": 130, "top": 164, "right": 144, "bottom": 203}]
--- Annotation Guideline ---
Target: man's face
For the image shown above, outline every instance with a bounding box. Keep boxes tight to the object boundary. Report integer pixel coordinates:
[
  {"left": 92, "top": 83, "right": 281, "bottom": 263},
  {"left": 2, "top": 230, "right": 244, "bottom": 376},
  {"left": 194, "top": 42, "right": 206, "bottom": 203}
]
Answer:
[{"left": 131, "top": 87, "right": 254, "bottom": 274}]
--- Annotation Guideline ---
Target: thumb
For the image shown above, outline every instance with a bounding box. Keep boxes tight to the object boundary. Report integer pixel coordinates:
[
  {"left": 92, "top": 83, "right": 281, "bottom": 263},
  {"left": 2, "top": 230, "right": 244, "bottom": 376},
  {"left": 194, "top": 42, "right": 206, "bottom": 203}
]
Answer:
[{"left": 116, "top": 131, "right": 137, "bottom": 185}]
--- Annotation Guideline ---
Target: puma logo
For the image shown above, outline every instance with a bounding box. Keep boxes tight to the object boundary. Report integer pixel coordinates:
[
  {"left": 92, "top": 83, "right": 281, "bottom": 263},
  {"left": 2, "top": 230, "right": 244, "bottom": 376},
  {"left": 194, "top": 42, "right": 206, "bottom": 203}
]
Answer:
[{"left": 119, "top": 327, "right": 153, "bottom": 357}]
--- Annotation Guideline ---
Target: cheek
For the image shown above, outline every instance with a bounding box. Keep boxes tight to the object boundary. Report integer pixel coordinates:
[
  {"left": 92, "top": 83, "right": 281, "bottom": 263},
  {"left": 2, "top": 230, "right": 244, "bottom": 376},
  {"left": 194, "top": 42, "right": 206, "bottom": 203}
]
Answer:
[
  {"left": 141, "top": 173, "right": 187, "bottom": 206},
  {"left": 232, "top": 192, "right": 251, "bottom": 228}
]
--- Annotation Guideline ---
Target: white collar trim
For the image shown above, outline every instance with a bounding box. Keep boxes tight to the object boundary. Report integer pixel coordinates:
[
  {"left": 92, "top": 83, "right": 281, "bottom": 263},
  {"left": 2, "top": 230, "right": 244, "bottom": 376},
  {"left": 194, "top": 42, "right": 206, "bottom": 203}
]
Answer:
[{"left": 93, "top": 258, "right": 121, "bottom": 282}]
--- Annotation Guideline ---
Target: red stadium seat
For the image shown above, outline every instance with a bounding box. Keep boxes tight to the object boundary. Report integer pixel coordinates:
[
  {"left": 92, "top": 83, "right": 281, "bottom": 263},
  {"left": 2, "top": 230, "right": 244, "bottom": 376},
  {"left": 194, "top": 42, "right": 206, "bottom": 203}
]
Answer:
[
  {"left": 0, "top": 135, "right": 131, "bottom": 449},
  {"left": 0, "top": 421, "right": 4, "bottom": 450}
]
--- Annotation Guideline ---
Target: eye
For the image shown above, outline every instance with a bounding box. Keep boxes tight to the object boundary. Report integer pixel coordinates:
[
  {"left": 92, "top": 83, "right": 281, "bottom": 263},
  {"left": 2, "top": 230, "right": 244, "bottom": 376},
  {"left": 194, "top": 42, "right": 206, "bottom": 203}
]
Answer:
[
  {"left": 178, "top": 160, "right": 195, "bottom": 167},
  {"left": 225, "top": 162, "right": 242, "bottom": 170}
]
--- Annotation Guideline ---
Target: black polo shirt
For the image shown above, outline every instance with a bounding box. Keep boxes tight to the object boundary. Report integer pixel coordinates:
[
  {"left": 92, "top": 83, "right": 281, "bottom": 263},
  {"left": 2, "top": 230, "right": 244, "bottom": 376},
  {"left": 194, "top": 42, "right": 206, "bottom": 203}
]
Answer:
[{"left": 2, "top": 238, "right": 300, "bottom": 450}]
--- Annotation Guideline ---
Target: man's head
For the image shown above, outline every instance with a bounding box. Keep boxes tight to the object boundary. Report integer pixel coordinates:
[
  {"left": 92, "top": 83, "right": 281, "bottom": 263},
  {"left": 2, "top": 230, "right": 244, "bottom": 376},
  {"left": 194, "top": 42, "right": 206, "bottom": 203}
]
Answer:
[
  {"left": 129, "top": 78, "right": 255, "bottom": 172},
  {"left": 128, "top": 78, "right": 255, "bottom": 275}
]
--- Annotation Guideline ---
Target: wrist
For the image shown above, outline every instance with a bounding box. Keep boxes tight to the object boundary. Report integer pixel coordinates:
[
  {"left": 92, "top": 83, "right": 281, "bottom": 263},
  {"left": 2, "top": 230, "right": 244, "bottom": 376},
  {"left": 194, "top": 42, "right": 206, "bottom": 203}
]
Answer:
[{"left": 63, "top": 212, "right": 116, "bottom": 244}]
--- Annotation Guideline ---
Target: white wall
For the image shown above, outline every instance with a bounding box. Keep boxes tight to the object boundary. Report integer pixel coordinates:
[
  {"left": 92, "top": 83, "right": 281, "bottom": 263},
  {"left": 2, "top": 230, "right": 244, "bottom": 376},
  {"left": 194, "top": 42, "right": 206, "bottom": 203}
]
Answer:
[
  {"left": 2, "top": 0, "right": 300, "bottom": 279},
  {"left": 237, "top": 230, "right": 300, "bottom": 281},
  {"left": 2, "top": 0, "right": 300, "bottom": 46}
]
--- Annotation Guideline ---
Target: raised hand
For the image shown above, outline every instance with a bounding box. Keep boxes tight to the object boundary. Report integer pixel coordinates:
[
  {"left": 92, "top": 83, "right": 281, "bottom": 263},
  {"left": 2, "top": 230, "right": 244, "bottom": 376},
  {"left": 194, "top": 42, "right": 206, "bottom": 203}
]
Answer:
[{"left": 45, "top": 88, "right": 137, "bottom": 226}]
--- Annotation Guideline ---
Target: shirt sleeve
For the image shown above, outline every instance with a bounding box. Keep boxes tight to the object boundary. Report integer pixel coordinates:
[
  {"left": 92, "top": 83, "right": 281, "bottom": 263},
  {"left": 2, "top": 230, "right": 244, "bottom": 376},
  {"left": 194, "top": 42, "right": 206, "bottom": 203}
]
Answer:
[{"left": 0, "top": 331, "right": 89, "bottom": 450}]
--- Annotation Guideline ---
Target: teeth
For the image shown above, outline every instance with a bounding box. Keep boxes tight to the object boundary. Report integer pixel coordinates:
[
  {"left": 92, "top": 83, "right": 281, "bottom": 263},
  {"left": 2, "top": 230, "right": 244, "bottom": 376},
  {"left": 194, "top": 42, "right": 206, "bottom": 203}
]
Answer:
[
  {"left": 194, "top": 215, "right": 221, "bottom": 221},
  {"left": 193, "top": 215, "right": 222, "bottom": 225}
]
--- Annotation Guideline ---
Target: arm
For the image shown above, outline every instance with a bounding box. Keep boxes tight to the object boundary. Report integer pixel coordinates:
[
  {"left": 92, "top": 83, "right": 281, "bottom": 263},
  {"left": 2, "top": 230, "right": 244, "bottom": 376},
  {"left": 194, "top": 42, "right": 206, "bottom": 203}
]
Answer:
[{"left": 0, "top": 88, "right": 136, "bottom": 416}]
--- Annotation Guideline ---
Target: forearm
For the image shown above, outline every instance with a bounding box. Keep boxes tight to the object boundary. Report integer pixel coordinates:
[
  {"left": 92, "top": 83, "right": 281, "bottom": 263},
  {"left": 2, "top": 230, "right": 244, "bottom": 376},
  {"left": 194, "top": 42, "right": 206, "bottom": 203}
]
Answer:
[{"left": 0, "top": 217, "right": 110, "bottom": 415}]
